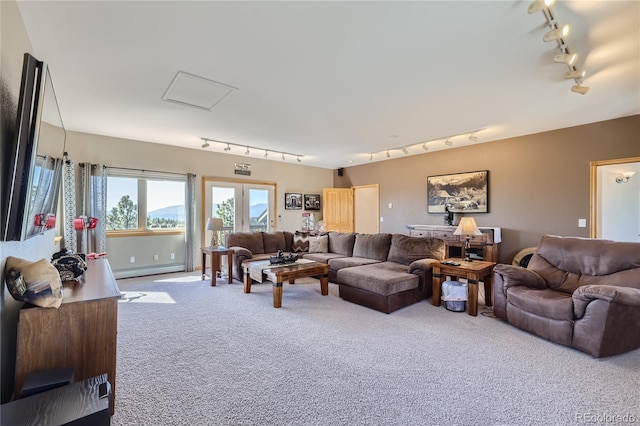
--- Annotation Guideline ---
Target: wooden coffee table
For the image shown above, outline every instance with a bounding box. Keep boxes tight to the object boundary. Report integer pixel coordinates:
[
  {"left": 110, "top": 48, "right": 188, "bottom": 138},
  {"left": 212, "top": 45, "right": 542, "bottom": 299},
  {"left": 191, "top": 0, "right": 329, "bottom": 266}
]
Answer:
[
  {"left": 432, "top": 258, "right": 496, "bottom": 316},
  {"left": 242, "top": 260, "right": 329, "bottom": 308}
]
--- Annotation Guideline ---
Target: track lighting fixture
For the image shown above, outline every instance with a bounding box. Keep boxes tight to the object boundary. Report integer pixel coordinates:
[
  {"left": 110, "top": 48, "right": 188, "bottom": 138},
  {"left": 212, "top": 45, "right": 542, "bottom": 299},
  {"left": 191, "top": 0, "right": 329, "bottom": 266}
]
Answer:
[
  {"left": 543, "top": 25, "right": 569, "bottom": 42},
  {"left": 571, "top": 83, "right": 589, "bottom": 95},
  {"left": 402, "top": 146, "right": 408, "bottom": 155},
  {"left": 444, "top": 138, "right": 453, "bottom": 146},
  {"left": 527, "top": 0, "right": 554, "bottom": 14},
  {"left": 297, "top": 156, "right": 302, "bottom": 163},
  {"left": 468, "top": 133, "right": 478, "bottom": 142},
  {"left": 422, "top": 143, "right": 429, "bottom": 151},
  {"left": 200, "top": 138, "right": 304, "bottom": 163},
  {"left": 554, "top": 52, "right": 577, "bottom": 65},
  {"left": 564, "top": 69, "right": 586, "bottom": 80},
  {"left": 369, "top": 153, "right": 373, "bottom": 161},
  {"left": 386, "top": 150, "right": 391, "bottom": 158}
]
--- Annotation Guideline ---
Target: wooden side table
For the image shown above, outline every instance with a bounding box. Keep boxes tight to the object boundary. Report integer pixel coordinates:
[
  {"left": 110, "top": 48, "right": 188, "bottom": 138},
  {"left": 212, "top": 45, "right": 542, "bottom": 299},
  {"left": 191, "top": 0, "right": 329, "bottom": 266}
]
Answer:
[
  {"left": 432, "top": 259, "right": 496, "bottom": 316},
  {"left": 201, "top": 247, "right": 233, "bottom": 286}
]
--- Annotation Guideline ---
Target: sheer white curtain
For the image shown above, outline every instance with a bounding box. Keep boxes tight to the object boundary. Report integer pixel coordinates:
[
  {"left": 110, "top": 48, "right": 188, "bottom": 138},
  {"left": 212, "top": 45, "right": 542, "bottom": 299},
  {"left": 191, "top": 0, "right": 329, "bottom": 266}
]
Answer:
[{"left": 79, "top": 163, "right": 107, "bottom": 254}]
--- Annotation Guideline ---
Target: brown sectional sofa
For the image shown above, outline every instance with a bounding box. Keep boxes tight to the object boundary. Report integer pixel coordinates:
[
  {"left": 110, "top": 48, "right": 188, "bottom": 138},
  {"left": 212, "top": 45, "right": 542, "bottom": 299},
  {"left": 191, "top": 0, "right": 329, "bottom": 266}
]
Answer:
[
  {"left": 493, "top": 235, "right": 640, "bottom": 358},
  {"left": 226, "top": 231, "right": 445, "bottom": 313}
]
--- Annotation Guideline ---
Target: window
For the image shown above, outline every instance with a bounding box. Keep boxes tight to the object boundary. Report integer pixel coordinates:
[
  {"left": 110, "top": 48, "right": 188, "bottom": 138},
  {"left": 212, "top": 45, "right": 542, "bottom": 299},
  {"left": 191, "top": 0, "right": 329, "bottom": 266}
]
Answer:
[{"left": 106, "top": 173, "right": 186, "bottom": 233}]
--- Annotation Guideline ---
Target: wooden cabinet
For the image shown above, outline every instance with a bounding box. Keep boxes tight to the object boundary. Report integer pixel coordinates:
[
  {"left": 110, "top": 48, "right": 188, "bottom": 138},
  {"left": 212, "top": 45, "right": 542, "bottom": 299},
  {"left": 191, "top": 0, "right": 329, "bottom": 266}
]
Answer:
[
  {"left": 14, "top": 259, "right": 120, "bottom": 415},
  {"left": 407, "top": 225, "right": 501, "bottom": 262}
]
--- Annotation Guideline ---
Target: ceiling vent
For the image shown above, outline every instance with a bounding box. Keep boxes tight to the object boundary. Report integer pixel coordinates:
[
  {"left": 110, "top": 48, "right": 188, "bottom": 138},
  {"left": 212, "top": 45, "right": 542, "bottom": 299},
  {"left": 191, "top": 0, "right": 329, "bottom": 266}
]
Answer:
[{"left": 162, "top": 71, "right": 238, "bottom": 111}]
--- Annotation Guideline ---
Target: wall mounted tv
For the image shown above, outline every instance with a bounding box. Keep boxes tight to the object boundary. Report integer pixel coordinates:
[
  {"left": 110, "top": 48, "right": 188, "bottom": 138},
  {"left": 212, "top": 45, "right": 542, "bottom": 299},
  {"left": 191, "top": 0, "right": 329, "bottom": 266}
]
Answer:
[{"left": 2, "top": 53, "right": 66, "bottom": 241}]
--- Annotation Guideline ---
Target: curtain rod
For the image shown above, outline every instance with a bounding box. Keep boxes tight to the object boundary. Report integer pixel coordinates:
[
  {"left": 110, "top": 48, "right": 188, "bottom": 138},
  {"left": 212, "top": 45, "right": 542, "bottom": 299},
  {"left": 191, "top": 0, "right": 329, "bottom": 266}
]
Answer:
[{"left": 87, "top": 165, "right": 191, "bottom": 177}]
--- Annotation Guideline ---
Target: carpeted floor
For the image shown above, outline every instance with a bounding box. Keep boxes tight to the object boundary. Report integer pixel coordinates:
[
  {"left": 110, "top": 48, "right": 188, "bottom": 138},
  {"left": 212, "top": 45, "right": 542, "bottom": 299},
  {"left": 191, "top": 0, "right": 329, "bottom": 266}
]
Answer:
[{"left": 111, "top": 272, "right": 640, "bottom": 426}]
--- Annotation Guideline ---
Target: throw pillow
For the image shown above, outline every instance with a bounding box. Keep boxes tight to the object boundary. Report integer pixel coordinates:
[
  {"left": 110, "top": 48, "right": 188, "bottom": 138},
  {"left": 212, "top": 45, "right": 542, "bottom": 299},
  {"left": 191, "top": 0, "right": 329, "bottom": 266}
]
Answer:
[
  {"left": 4, "top": 256, "right": 63, "bottom": 308},
  {"left": 308, "top": 235, "right": 329, "bottom": 253},
  {"left": 292, "top": 231, "right": 309, "bottom": 253}
]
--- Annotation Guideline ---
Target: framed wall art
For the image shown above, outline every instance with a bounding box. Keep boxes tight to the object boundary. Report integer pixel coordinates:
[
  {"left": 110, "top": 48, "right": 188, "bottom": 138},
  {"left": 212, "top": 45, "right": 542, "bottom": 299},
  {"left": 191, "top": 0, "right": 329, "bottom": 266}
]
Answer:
[
  {"left": 427, "top": 170, "right": 488, "bottom": 213},
  {"left": 285, "top": 193, "right": 302, "bottom": 210},
  {"left": 304, "top": 194, "right": 321, "bottom": 211}
]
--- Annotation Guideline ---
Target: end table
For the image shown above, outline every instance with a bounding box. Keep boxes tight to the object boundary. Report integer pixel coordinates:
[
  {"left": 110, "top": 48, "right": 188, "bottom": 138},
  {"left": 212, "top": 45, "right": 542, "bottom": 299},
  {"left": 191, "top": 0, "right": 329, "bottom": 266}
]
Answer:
[
  {"left": 432, "top": 259, "right": 496, "bottom": 316},
  {"left": 201, "top": 247, "right": 233, "bottom": 286}
]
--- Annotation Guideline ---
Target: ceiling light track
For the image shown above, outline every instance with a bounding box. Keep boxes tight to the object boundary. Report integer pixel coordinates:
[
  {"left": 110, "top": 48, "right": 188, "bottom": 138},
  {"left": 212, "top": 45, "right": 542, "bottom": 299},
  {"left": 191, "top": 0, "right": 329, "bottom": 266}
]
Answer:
[
  {"left": 528, "top": 1, "right": 589, "bottom": 94},
  {"left": 200, "top": 138, "right": 305, "bottom": 163},
  {"left": 367, "top": 128, "right": 485, "bottom": 160}
]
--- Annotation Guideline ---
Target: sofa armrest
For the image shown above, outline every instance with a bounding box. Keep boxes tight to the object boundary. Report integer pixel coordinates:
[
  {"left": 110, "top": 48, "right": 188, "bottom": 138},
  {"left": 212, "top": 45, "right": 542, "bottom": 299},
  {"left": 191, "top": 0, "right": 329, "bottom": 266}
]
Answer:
[
  {"left": 573, "top": 285, "right": 640, "bottom": 318},
  {"left": 228, "top": 246, "right": 253, "bottom": 281},
  {"left": 408, "top": 258, "right": 439, "bottom": 274},
  {"left": 229, "top": 246, "right": 252, "bottom": 259}
]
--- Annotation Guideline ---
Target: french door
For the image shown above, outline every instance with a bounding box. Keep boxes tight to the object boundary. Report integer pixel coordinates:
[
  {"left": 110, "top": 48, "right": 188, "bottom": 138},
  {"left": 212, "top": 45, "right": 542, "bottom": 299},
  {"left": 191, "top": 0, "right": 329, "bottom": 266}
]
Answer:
[{"left": 203, "top": 179, "right": 275, "bottom": 238}]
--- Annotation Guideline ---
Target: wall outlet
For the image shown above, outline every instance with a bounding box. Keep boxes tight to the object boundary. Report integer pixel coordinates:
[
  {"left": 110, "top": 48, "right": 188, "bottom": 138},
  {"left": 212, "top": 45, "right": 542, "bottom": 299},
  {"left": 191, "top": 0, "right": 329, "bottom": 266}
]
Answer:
[
  {"left": 388, "top": 203, "right": 393, "bottom": 209},
  {"left": 380, "top": 216, "right": 384, "bottom": 222},
  {"left": 129, "top": 256, "right": 135, "bottom": 264},
  {"left": 153, "top": 254, "right": 159, "bottom": 261},
  {"left": 578, "top": 218, "right": 587, "bottom": 228},
  {"left": 170, "top": 253, "right": 175, "bottom": 260}
]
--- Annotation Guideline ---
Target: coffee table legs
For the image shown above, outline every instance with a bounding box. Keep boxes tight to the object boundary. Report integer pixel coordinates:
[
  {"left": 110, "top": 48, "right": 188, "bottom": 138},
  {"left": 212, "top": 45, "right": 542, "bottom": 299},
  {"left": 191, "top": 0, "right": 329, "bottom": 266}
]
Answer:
[
  {"left": 320, "top": 274, "right": 328, "bottom": 296},
  {"left": 273, "top": 282, "right": 283, "bottom": 308},
  {"left": 243, "top": 269, "right": 252, "bottom": 294}
]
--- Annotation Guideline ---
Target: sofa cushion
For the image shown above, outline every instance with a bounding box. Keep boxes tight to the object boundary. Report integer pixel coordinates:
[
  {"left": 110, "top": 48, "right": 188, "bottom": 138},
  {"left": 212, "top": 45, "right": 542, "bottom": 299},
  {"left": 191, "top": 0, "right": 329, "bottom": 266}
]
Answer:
[
  {"left": 352, "top": 233, "right": 392, "bottom": 261},
  {"left": 226, "top": 232, "right": 264, "bottom": 254},
  {"left": 309, "top": 235, "right": 329, "bottom": 253},
  {"left": 329, "top": 256, "right": 381, "bottom": 271},
  {"left": 263, "top": 232, "right": 287, "bottom": 254},
  {"left": 337, "top": 262, "right": 418, "bottom": 296},
  {"left": 292, "top": 231, "right": 309, "bottom": 253},
  {"left": 507, "top": 286, "right": 574, "bottom": 321},
  {"left": 301, "top": 252, "right": 346, "bottom": 264},
  {"left": 328, "top": 232, "right": 356, "bottom": 256},
  {"left": 387, "top": 234, "right": 445, "bottom": 265}
]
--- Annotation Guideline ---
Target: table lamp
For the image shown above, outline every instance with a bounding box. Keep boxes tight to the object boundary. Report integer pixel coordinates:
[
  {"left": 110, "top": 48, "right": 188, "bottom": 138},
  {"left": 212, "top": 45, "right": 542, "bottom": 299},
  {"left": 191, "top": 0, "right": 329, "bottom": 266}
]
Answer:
[
  {"left": 206, "top": 218, "right": 224, "bottom": 248},
  {"left": 453, "top": 217, "right": 481, "bottom": 261}
]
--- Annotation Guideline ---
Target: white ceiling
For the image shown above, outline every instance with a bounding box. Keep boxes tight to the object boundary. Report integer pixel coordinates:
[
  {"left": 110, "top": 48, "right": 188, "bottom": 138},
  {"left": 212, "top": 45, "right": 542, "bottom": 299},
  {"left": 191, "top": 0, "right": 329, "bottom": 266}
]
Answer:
[{"left": 17, "top": 1, "right": 640, "bottom": 170}]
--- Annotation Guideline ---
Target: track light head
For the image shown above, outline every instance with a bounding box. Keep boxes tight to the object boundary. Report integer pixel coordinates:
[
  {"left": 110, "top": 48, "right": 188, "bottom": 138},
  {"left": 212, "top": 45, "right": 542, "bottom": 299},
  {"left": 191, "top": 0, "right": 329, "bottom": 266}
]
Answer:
[
  {"left": 564, "top": 69, "right": 586, "bottom": 79},
  {"left": 369, "top": 153, "right": 373, "bottom": 161},
  {"left": 245, "top": 147, "right": 250, "bottom": 155},
  {"left": 264, "top": 150, "right": 268, "bottom": 158},
  {"left": 528, "top": 0, "right": 555, "bottom": 14},
  {"left": 554, "top": 52, "right": 577, "bottom": 65},
  {"left": 386, "top": 150, "right": 391, "bottom": 158},
  {"left": 543, "top": 25, "right": 569, "bottom": 42},
  {"left": 422, "top": 143, "right": 429, "bottom": 151},
  {"left": 297, "top": 156, "right": 302, "bottom": 163},
  {"left": 444, "top": 138, "right": 453, "bottom": 146},
  {"left": 282, "top": 153, "right": 285, "bottom": 160},
  {"left": 468, "top": 133, "right": 478, "bottom": 142},
  {"left": 402, "top": 146, "right": 408, "bottom": 155},
  {"left": 571, "top": 83, "right": 589, "bottom": 94},
  {"left": 202, "top": 141, "right": 210, "bottom": 148},
  {"left": 224, "top": 143, "right": 231, "bottom": 151}
]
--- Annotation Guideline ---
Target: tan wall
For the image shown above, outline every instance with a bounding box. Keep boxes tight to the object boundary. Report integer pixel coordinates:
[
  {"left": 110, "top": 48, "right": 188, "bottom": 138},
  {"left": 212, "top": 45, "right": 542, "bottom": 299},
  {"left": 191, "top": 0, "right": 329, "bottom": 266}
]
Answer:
[{"left": 335, "top": 115, "right": 640, "bottom": 263}]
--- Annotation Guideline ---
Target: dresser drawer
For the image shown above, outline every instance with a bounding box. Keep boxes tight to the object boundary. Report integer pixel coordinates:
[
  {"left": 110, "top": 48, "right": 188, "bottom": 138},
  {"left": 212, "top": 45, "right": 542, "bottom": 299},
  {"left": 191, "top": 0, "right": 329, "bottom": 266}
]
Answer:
[
  {"left": 410, "top": 230, "right": 431, "bottom": 238},
  {"left": 432, "top": 230, "right": 457, "bottom": 241}
]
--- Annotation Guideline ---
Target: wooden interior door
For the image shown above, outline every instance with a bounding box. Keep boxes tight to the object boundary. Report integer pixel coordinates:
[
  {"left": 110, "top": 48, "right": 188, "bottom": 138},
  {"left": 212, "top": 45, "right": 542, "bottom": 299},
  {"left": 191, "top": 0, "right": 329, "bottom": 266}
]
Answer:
[{"left": 322, "top": 188, "right": 354, "bottom": 232}]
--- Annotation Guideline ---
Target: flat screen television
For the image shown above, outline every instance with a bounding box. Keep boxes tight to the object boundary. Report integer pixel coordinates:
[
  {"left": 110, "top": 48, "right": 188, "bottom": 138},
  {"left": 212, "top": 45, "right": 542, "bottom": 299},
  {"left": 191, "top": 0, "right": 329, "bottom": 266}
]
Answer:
[{"left": 2, "top": 53, "right": 66, "bottom": 241}]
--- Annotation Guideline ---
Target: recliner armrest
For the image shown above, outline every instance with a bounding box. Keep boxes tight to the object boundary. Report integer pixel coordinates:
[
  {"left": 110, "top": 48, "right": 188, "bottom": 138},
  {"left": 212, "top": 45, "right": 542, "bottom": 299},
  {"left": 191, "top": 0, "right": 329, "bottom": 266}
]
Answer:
[
  {"left": 493, "top": 264, "right": 546, "bottom": 291},
  {"left": 573, "top": 285, "right": 640, "bottom": 318}
]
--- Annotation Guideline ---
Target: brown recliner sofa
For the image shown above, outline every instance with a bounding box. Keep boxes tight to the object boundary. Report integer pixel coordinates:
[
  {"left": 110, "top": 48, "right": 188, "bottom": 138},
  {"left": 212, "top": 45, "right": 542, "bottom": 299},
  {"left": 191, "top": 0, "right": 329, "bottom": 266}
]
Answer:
[{"left": 493, "top": 235, "right": 640, "bottom": 358}]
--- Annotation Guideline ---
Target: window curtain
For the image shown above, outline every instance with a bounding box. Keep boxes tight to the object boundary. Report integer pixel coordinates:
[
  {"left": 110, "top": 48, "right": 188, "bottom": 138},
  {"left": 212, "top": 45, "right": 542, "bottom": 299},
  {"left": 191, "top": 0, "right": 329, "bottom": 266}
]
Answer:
[
  {"left": 62, "top": 159, "right": 77, "bottom": 250},
  {"left": 185, "top": 173, "right": 196, "bottom": 272},
  {"left": 25, "top": 156, "right": 64, "bottom": 237},
  {"left": 79, "top": 163, "right": 107, "bottom": 254}
]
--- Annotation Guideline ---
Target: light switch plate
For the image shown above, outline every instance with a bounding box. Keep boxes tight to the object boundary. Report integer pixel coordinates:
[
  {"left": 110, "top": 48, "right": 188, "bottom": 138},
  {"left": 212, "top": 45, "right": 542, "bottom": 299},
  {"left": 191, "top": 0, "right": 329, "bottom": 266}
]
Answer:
[{"left": 578, "top": 218, "right": 587, "bottom": 228}]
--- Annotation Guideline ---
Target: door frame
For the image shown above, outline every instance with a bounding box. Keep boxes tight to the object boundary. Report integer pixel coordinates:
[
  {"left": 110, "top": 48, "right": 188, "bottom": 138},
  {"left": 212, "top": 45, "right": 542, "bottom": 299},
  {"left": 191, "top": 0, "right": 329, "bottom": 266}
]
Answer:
[{"left": 201, "top": 176, "right": 278, "bottom": 248}]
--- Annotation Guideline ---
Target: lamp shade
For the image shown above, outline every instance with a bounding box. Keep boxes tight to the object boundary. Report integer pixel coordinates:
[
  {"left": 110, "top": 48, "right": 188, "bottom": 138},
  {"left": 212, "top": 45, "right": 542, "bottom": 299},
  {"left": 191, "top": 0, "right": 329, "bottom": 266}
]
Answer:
[
  {"left": 206, "top": 218, "right": 223, "bottom": 232},
  {"left": 453, "top": 217, "right": 481, "bottom": 236}
]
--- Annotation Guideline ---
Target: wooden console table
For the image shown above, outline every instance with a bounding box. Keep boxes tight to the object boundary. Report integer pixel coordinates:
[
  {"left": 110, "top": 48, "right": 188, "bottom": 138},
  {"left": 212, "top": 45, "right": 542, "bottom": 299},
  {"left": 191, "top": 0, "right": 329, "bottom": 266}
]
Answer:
[
  {"left": 14, "top": 259, "right": 120, "bottom": 415},
  {"left": 407, "top": 225, "right": 501, "bottom": 262}
]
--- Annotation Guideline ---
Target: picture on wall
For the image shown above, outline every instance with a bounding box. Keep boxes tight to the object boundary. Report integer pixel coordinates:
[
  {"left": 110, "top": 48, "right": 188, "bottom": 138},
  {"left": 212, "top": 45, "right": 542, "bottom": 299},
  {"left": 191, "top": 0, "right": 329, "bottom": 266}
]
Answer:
[
  {"left": 427, "top": 170, "right": 488, "bottom": 213},
  {"left": 304, "top": 194, "right": 321, "bottom": 211},
  {"left": 285, "top": 193, "right": 302, "bottom": 210}
]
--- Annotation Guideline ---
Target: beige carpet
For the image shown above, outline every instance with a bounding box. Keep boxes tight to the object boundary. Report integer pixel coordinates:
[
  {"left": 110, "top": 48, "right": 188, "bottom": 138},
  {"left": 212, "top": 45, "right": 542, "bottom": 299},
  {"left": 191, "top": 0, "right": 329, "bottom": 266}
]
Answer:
[{"left": 111, "top": 272, "right": 640, "bottom": 426}]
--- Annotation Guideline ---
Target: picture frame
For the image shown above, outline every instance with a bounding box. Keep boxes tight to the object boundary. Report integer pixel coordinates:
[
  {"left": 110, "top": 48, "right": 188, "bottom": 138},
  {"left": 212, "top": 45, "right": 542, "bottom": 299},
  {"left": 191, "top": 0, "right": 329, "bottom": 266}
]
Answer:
[
  {"left": 427, "top": 170, "right": 488, "bottom": 213},
  {"left": 285, "top": 193, "right": 302, "bottom": 210},
  {"left": 304, "top": 194, "right": 321, "bottom": 211}
]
